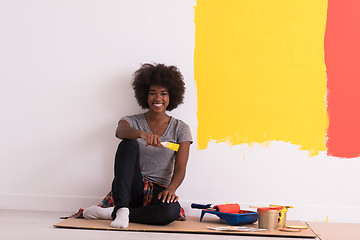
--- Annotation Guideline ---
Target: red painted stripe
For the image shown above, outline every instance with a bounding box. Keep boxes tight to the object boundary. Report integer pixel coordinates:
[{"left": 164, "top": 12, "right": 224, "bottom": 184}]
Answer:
[{"left": 325, "top": 0, "right": 360, "bottom": 158}]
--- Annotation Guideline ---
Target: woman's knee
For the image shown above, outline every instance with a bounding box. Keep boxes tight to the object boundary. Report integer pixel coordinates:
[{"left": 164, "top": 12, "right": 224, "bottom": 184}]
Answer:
[
  {"left": 128, "top": 202, "right": 180, "bottom": 225},
  {"left": 118, "top": 139, "right": 139, "bottom": 151},
  {"left": 157, "top": 202, "right": 181, "bottom": 225},
  {"left": 115, "top": 139, "right": 139, "bottom": 160},
  {"left": 113, "top": 139, "right": 141, "bottom": 177}
]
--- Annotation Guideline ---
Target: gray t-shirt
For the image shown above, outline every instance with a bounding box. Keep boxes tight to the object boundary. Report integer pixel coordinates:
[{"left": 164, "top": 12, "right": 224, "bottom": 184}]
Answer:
[{"left": 120, "top": 113, "right": 192, "bottom": 186}]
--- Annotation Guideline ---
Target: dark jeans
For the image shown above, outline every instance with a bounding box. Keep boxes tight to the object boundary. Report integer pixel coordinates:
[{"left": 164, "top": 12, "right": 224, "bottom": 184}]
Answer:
[{"left": 111, "top": 139, "right": 180, "bottom": 225}]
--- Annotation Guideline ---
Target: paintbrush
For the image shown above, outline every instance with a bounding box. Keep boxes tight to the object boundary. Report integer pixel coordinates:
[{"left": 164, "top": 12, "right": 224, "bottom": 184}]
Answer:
[{"left": 161, "top": 142, "right": 180, "bottom": 151}]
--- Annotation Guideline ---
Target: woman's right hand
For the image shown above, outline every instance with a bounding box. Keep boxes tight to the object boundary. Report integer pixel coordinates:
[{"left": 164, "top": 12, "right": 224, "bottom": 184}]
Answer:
[
  {"left": 116, "top": 121, "right": 162, "bottom": 148},
  {"left": 141, "top": 131, "right": 162, "bottom": 147}
]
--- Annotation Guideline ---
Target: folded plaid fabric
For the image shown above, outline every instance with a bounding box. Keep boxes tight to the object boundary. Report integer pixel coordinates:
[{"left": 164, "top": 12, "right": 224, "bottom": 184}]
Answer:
[
  {"left": 97, "top": 177, "right": 154, "bottom": 208},
  {"left": 64, "top": 177, "right": 185, "bottom": 221}
]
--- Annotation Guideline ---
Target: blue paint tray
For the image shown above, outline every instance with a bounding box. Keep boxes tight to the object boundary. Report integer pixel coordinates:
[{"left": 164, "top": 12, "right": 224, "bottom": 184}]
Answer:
[{"left": 200, "top": 210, "right": 258, "bottom": 226}]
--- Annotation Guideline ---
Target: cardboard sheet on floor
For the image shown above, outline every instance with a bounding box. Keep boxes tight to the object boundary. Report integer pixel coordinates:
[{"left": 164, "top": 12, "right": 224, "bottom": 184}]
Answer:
[
  {"left": 307, "top": 222, "right": 360, "bottom": 240},
  {"left": 54, "top": 216, "right": 317, "bottom": 238}
]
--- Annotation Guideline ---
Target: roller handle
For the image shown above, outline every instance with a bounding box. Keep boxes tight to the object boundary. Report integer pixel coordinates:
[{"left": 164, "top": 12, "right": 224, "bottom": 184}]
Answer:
[{"left": 191, "top": 203, "right": 212, "bottom": 209}]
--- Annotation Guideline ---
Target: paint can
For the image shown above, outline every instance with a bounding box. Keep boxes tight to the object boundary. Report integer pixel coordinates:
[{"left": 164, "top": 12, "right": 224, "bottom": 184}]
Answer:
[{"left": 257, "top": 207, "right": 281, "bottom": 230}]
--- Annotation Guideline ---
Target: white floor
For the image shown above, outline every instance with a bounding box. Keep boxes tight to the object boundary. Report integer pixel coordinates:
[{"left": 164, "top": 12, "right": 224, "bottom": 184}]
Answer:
[{"left": 0, "top": 209, "right": 317, "bottom": 240}]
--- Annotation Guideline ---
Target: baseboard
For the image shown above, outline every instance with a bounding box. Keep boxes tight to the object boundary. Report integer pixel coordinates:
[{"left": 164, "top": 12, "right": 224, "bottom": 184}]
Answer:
[
  {"left": 0, "top": 192, "right": 102, "bottom": 213},
  {"left": 1, "top": 193, "right": 359, "bottom": 223}
]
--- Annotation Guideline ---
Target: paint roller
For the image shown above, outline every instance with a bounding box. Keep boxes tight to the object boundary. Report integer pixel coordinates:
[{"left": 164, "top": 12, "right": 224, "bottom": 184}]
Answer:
[
  {"left": 191, "top": 203, "right": 241, "bottom": 213},
  {"left": 214, "top": 204, "right": 241, "bottom": 213}
]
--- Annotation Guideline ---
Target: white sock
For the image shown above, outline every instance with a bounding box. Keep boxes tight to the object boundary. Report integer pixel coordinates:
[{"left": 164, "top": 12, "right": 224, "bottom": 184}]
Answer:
[
  {"left": 110, "top": 207, "right": 129, "bottom": 228},
  {"left": 83, "top": 206, "right": 113, "bottom": 220}
]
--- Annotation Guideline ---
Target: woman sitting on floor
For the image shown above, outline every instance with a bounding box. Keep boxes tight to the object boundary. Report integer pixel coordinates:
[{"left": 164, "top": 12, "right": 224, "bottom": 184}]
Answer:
[{"left": 82, "top": 63, "right": 192, "bottom": 228}]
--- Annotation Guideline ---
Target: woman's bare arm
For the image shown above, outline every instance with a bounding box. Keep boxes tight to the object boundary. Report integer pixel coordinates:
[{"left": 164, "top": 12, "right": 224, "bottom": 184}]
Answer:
[
  {"left": 158, "top": 141, "right": 191, "bottom": 203},
  {"left": 115, "top": 120, "right": 162, "bottom": 147}
]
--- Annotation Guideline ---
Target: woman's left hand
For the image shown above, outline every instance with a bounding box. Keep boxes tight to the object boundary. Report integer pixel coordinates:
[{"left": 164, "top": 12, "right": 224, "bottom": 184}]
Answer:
[{"left": 158, "top": 188, "right": 179, "bottom": 203}]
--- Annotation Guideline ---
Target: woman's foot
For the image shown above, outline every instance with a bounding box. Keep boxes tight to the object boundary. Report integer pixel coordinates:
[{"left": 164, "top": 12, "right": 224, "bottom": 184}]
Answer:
[
  {"left": 83, "top": 206, "right": 113, "bottom": 220},
  {"left": 110, "top": 207, "right": 129, "bottom": 228}
]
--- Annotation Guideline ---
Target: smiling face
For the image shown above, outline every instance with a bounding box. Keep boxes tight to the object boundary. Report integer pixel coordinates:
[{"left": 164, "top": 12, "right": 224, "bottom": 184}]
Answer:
[{"left": 147, "top": 85, "right": 170, "bottom": 113}]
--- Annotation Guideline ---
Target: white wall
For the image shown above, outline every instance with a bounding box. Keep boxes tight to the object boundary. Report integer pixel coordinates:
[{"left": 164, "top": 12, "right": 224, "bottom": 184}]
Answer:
[{"left": 0, "top": 0, "right": 359, "bottom": 223}]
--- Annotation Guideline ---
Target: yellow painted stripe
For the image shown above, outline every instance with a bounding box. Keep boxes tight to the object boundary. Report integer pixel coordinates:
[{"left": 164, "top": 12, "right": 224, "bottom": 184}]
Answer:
[{"left": 194, "top": 0, "right": 329, "bottom": 155}]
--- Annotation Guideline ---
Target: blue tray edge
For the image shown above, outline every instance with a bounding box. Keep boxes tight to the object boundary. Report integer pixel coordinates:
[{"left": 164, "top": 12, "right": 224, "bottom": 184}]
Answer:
[{"left": 200, "top": 210, "right": 258, "bottom": 226}]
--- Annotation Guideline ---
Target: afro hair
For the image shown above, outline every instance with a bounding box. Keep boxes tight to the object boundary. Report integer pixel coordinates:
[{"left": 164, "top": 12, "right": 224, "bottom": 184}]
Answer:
[{"left": 132, "top": 63, "right": 185, "bottom": 111}]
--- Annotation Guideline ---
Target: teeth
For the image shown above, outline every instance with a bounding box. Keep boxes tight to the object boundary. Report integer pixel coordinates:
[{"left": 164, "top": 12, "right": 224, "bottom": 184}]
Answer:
[{"left": 154, "top": 103, "right": 162, "bottom": 107}]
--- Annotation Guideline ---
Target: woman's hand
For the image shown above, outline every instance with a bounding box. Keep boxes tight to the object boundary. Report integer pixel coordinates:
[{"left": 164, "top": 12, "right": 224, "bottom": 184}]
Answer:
[
  {"left": 141, "top": 131, "right": 162, "bottom": 147},
  {"left": 158, "top": 188, "right": 179, "bottom": 203}
]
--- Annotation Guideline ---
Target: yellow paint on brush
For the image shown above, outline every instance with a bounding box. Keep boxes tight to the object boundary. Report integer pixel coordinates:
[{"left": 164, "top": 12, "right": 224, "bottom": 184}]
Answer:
[
  {"left": 194, "top": 0, "right": 329, "bottom": 155},
  {"left": 162, "top": 142, "right": 180, "bottom": 152}
]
